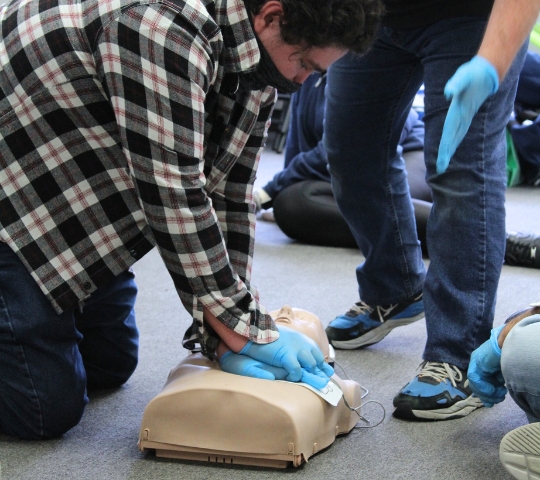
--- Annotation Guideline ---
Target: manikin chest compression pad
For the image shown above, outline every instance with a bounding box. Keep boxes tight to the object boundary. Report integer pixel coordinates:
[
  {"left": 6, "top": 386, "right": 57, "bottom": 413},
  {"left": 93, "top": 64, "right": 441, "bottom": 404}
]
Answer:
[{"left": 138, "top": 306, "right": 363, "bottom": 468}]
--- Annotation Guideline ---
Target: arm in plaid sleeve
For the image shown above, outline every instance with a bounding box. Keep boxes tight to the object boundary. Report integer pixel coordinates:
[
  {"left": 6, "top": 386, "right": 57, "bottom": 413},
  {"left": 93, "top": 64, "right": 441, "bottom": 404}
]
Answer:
[
  {"left": 211, "top": 91, "right": 276, "bottom": 292},
  {"left": 95, "top": 4, "right": 277, "bottom": 355}
]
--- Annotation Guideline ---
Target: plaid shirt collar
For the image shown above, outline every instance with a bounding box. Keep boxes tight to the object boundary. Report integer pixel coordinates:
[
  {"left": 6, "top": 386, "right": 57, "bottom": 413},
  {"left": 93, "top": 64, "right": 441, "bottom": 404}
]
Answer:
[{"left": 214, "top": 0, "right": 261, "bottom": 74}]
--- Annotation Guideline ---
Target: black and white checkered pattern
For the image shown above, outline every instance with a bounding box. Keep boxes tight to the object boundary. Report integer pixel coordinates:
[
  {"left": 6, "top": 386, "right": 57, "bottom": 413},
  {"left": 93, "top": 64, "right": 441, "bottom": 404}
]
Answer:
[{"left": 0, "top": 0, "right": 278, "bottom": 356}]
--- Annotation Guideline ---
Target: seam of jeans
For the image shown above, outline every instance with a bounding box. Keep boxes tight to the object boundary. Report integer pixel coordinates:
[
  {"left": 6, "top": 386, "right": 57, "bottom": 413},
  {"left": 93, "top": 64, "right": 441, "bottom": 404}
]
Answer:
[{"left": 479, "top": 96, "right": 489, "bottom": 327}]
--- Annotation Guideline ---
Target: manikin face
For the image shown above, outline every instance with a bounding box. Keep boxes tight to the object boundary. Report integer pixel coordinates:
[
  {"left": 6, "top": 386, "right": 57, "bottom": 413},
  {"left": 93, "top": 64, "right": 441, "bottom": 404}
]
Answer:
[{"left": 252, "top": 1, "right": 347, "bottom": 84}]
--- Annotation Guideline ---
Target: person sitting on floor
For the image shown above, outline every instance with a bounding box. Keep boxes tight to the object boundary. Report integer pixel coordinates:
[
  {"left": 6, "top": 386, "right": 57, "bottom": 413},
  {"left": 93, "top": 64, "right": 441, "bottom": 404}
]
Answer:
[
  {"left": 255, "top": 70, "right": 540, "bottom": 267},
  {"left": 255, "top": 72, "right": 431, "bottom": 254}
]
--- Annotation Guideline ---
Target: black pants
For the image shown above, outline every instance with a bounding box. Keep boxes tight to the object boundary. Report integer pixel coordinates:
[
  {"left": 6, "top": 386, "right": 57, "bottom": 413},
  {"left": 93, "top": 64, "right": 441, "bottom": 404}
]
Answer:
[{"left": 273, "top": 150, "right": 432, "bottom": 256}]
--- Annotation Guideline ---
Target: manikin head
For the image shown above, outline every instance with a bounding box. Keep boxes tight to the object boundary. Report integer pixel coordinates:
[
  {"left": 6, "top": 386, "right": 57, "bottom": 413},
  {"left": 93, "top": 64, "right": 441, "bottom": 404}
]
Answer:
[{"left": 271, "top": 305, "right": 332, "bottom": 362}]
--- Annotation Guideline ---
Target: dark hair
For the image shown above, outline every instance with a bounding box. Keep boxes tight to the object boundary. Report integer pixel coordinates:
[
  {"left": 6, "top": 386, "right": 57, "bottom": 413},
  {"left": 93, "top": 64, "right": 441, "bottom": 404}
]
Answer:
[{"left": 244, "top": 0, "right": 384, "bottom": 54}]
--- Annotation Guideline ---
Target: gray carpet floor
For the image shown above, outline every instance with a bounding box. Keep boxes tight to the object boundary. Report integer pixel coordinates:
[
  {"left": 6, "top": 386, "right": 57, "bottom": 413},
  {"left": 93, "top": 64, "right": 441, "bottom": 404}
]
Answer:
[{"left": 1, "top": 146, "right": 540, "bottom": 480}]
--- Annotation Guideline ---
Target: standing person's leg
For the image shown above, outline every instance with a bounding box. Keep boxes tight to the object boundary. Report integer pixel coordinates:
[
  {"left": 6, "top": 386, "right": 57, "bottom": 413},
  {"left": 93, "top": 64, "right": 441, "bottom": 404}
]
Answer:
[
  {"left": 324, "top": 34, "right": 426, "bottom": 349},
  {"left": 393, "top": 17, "right": 528, "bottom": 420},
  {"left": 0, "top": 241, "right": 138, "bottom": 439}
]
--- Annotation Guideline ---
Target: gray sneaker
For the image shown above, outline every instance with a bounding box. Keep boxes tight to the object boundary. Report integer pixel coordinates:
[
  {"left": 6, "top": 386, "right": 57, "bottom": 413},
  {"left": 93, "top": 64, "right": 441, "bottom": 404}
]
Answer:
[{"left": 500, "top": 422, "right": 540, "bottom": 479}]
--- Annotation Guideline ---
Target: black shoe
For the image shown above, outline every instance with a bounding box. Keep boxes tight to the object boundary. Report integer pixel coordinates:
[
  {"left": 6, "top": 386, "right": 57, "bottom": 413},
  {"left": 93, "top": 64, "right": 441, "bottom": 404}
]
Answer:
[{"left": 505, "top": 231, "right": 540, "bottom": 268}]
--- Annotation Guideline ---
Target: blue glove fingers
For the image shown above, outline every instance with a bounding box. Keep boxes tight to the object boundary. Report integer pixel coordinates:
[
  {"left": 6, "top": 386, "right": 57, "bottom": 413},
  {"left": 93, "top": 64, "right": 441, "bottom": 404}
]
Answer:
[
  {"left": 437, "top": 56, "right": 499, "bottom": 174},
  {"left": 301, "top": 369, "right": 330, "bottom": 390},
  {"left": 437, "top": 98, "right": 470, "bottom": 174},
  {"left": 308, "top": 347, "right": 335, "bottom": 377},
  {"left": 468, "top": 369, "right": 507, "bottom": 407},
  {"left": 280, "top": 353, "right": 303, "bottom": 382},
  {"left": 220, "top": 351, "right": 288, "bottom": 381},
  {"left": 310, "top": 365, "right": 333, "bottom": 381},
  {"left": 318, "top": 361, "right": 334, "bottom": 378},
  {"left": 296, "top": 348, "right": 318, "bottom": 372},
  {"left": 242, "top": 365, "right": 277, "bottom": 380},
  {"left": 256, "top": 363, "right": 290, "bottom": 381},
  {"left": 477, "top": 387, "right": 507, "bottom": 408}
]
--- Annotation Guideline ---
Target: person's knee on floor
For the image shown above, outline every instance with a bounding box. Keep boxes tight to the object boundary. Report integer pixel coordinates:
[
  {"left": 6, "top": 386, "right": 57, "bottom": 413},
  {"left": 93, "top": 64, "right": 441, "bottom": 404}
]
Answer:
[{"left": 76, "top": 271, "right": 139, "bottom": 390}]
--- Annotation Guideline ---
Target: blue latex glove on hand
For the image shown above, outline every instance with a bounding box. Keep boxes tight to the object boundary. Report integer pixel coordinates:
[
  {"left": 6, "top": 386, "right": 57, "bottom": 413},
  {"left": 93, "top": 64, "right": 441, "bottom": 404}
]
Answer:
[
  {"left": 219, "top": 350, "right": 331, "bottom": 389},
  {"left": 437, "top": 55, "right": 499, "bottom": 173},
  {"left": 240, "top": 325, "right": 334, "bottom": 386},
  {"left": 467, "top": 324, "right": 507, "bottom": 407},
  {"left": 219, "top": 351, "right": 289, "bottom": 381}
]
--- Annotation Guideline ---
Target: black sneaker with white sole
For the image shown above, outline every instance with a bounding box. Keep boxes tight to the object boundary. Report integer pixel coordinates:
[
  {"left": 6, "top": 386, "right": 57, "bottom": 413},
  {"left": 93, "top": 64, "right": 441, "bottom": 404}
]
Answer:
[
  {"left": 505, "top": 231, "right": 540, "bottom": 269},
  {"left": 393, "top": 361, "right": 483, "bottom": 420}
]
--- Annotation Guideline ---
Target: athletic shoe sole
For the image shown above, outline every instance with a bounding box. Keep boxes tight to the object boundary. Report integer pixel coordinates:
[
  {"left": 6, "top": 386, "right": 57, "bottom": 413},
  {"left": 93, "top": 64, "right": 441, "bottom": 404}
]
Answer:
[
  {"left": 329, "top": 312, "right": 425, "bottom": 350},
  {"left": 393, "top": 394, "right": 483, "bottom": 420},
  {"left": 500, "top": 423, "right": 540, "bottom": 480}
]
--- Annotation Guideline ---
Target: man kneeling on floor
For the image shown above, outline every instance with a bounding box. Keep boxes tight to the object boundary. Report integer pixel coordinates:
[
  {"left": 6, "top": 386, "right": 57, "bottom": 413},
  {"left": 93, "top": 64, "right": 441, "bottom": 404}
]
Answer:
[{"left": 0, "top": 0, "right": 383, "bottom": 439}]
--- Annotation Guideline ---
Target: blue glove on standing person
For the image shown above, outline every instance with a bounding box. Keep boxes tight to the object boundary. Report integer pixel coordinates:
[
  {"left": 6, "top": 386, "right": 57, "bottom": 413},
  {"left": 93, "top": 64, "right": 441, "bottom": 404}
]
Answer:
[
  {"left": 437, "top": 55, "right": 499, "bottom": 173},
  {"left": 239, "top": 325, "right": 334, "bottom": 388},
  {"left": 467, "top": 324, "right": 508, "bottom": 407}
]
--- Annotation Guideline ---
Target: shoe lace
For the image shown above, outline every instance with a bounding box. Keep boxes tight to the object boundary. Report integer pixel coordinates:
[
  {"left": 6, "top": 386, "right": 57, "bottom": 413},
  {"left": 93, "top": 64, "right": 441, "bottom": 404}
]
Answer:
[
  {"left": 347, "top": 300, "right": 398, "bottom": 323},
  {"left": 418, "top": 361, "right": 462, "bottom": 388}
]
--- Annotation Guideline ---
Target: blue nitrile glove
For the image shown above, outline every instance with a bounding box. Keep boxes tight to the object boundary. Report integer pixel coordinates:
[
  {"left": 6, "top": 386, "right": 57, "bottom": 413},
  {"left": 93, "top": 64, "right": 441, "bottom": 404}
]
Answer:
[
  {"left": 300, "top": 366, "right": 332, "bottom": 390},
  {"left": 437, "top": 55, "right": 499, "bottom": 173},
  {"left": 219, "top": 351, "right": 290, "bottom": 381},
  {"left": 239, "top": 325, "right": 334, "bottom": 386},
  {"left": 467, "top": 324, "right": 508, "bottom": 407},
  {"left": 219, "top": 351, "right": 331, "bottom": 389}
]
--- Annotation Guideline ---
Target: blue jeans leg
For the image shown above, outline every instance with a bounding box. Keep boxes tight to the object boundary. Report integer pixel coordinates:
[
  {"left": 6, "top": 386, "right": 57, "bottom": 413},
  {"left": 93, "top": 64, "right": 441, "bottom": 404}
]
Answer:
[
  {"left": 0, "top": 242, "right": 138, "bottom": 439},
  {"left": 421, "top": 30, "right": 527, "bottom": 368},
  {"left": 501, "top": 315, "right": 540, "bottom": 423},
  {"left": 325, "top": 40, "right": 426, "bottom": 305},
  {"left": 76, "top": 269, "right": 139, "bottom": 390},
  {"left": 325, "top": 17, "right": 527, "bottom": 368}
]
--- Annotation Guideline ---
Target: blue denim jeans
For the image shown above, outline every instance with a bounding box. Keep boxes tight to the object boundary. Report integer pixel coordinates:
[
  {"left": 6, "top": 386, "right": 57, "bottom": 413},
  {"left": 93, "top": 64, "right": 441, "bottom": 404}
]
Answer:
[
  {"left": 501, "top": 315, "right": 540, "bottom": 423},
  {"left": 325, "top": 17, "right": 528, "bottom": 368},
  {"left": 0, "top": 242, "right": 138, "bottom": 439}
]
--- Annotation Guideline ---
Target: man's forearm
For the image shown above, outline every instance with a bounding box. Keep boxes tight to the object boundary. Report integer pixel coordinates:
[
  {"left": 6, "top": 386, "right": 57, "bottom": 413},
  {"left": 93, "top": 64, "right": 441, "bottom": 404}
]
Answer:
[
  {"left": 204, "top": 308, "right": 249, "bottom": 354},
  {"left": 478, "top": 0, "right": 540, "bottom": 80}
]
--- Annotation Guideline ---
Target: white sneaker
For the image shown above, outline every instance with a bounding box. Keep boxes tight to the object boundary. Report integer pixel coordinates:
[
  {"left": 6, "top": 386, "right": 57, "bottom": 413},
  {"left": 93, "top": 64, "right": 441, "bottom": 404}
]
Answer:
[
  {"left": 253, "top": 188, "right": 272, "bottom": 215},
  {"left": 253, "top": 189, "right": 262, "bottom": 213},
  {"left": 500, "top": 422, "right": 540, "bottom": 480}
]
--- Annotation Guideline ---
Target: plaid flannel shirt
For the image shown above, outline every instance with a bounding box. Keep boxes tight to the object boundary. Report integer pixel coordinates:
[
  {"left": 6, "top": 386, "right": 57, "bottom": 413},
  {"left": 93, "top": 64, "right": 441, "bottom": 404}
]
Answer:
[{"left": 0, "top": 0, "right": 279, "bottom": 357}]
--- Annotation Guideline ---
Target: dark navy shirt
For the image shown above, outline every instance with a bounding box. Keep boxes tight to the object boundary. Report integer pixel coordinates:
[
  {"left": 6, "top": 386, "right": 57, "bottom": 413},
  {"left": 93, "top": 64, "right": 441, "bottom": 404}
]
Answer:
[{"left": 383, "top": 0, "right": 494, "bottom": 28}]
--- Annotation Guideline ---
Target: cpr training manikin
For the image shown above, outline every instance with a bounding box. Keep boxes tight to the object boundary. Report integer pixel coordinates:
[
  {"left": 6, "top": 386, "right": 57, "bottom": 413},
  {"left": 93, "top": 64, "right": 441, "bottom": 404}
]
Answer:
[{"left": 138, "top": 306, "right": 366, "bottom": 467}]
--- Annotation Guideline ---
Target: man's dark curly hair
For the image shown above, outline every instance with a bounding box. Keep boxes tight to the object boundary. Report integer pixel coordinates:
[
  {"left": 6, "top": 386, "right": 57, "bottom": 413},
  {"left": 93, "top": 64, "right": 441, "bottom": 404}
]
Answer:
[{"left": 244, "top": 0, "right": 384, "bottom": 54}]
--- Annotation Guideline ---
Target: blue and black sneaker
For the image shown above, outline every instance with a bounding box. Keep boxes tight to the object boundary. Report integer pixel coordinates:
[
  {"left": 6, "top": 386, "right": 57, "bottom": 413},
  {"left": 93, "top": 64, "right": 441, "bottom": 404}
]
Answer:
[
  {"left": 325, "top": 291, "right": 424, "bottom": 349},
  {"left": 393, "top": 361, "right": 483, "bottom": 420}
]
